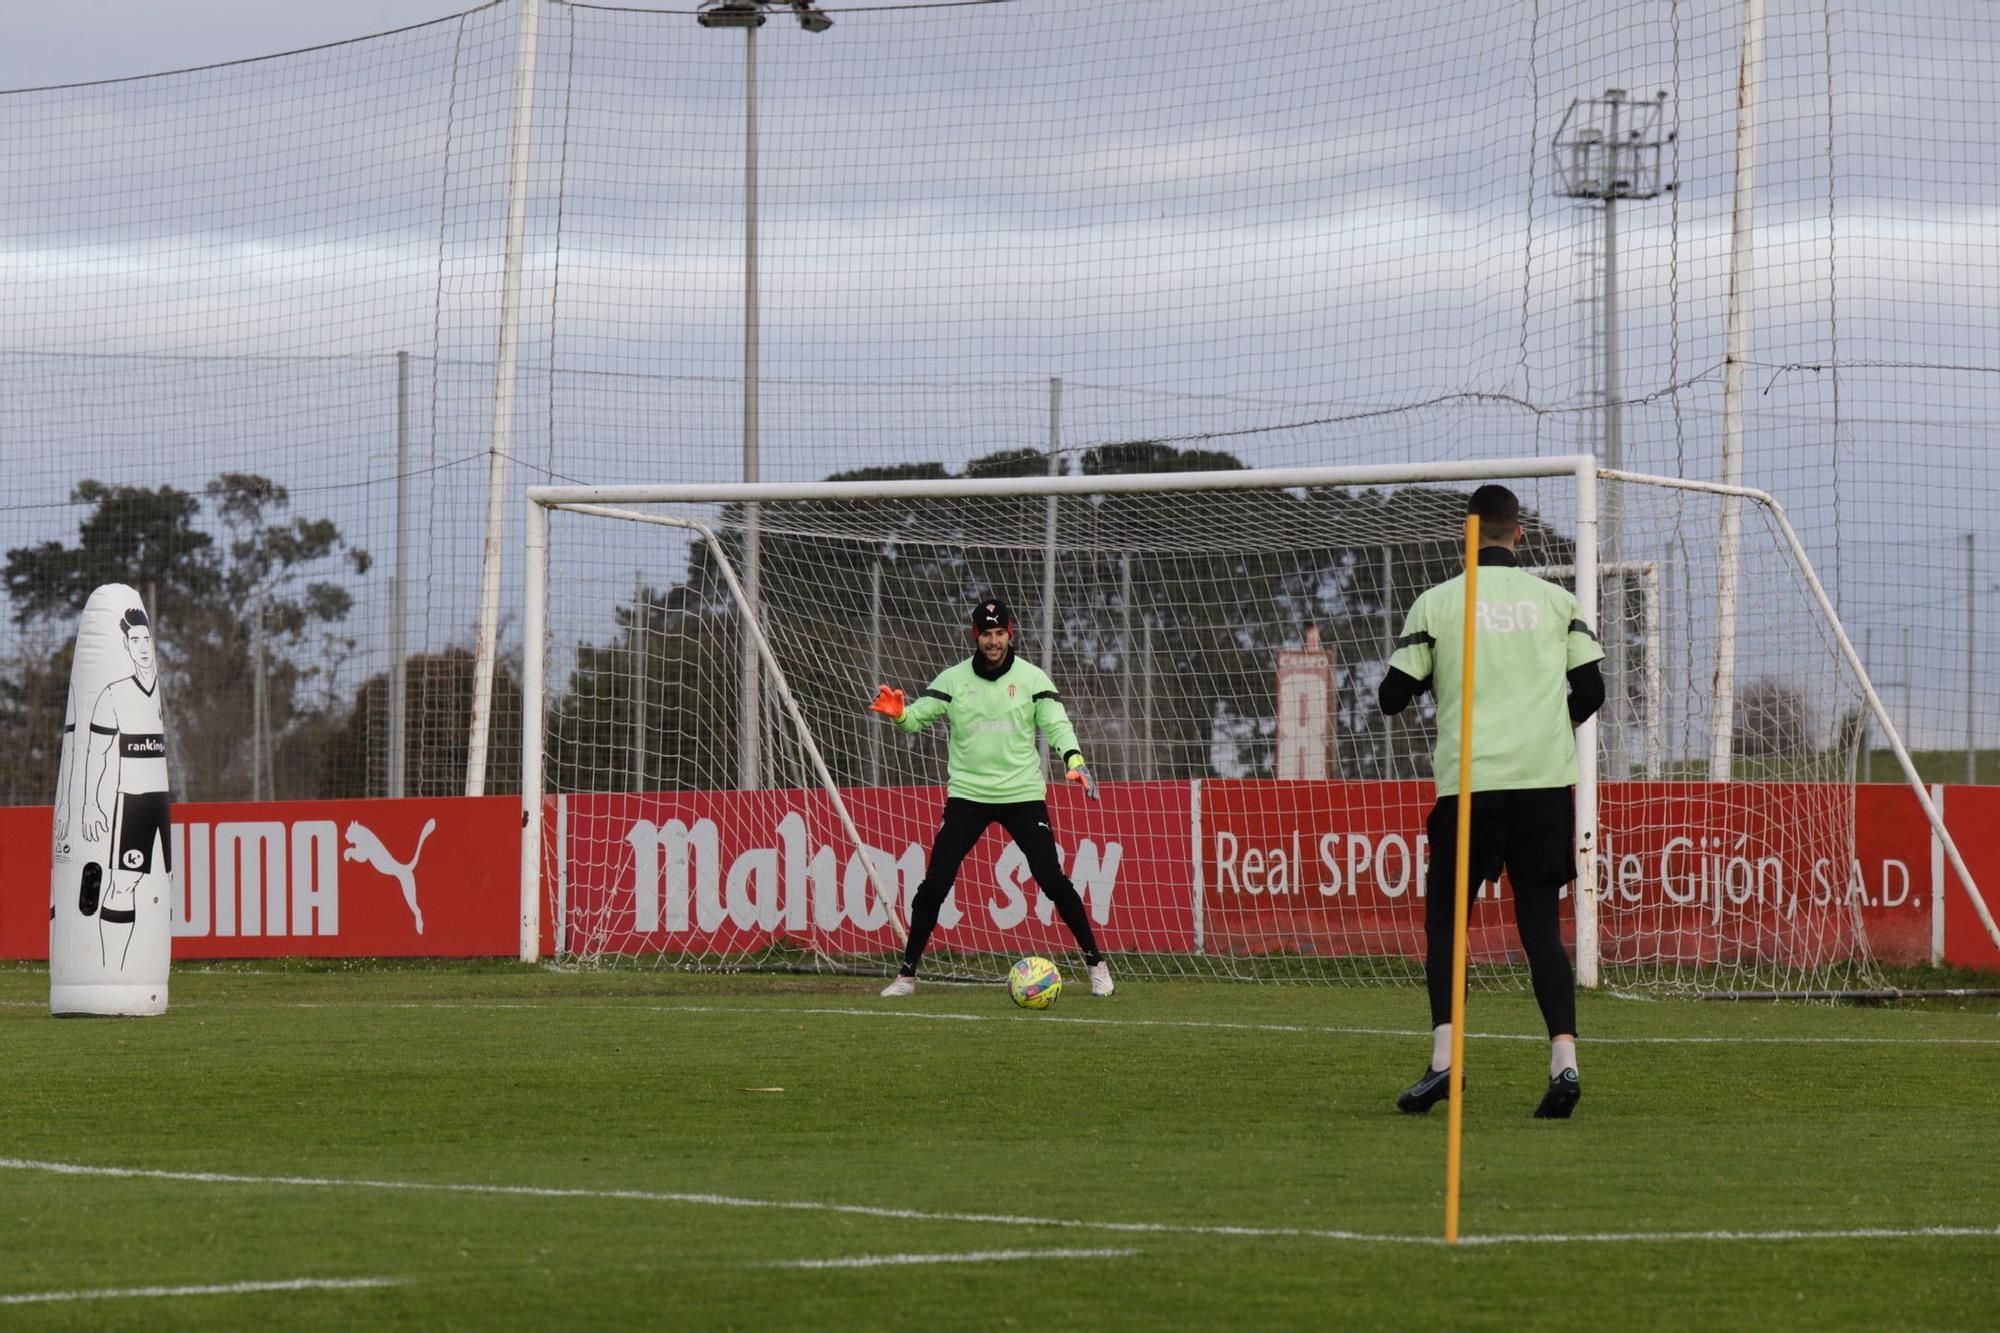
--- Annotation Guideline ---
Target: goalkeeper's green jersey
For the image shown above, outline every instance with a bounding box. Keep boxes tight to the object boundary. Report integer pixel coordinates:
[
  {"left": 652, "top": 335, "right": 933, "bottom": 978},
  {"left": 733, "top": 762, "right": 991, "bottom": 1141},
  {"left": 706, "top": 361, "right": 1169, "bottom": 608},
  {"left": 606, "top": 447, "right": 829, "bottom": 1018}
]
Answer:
[
  {"left": 896, "top": 651, "right": 1084, "bottom": 804},
  {"left": 1388, "top": 559, "right": 1604, "bottom": 798}
]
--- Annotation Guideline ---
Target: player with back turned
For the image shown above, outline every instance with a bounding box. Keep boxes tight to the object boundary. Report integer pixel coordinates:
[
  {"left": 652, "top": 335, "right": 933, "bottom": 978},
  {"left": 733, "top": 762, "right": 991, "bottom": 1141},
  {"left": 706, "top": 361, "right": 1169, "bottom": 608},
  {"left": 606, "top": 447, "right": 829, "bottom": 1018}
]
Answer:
[
  {"left": 1378, "top": 485, "right": 1605, "bottom": 1118},
  {"left": 867, "top": 596, "right": 1114, "bottom": 998}
]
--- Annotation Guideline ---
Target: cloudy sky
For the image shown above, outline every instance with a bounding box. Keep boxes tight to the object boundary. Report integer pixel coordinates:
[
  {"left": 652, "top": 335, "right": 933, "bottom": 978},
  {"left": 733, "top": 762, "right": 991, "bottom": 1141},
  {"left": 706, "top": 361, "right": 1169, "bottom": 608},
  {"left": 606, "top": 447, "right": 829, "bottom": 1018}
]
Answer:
[
  {"left": 2, "top": 3, "right": 462, "bottom": 89},
  {"left": 3, "top": 1, "right": 1996, "bottom": 755}
]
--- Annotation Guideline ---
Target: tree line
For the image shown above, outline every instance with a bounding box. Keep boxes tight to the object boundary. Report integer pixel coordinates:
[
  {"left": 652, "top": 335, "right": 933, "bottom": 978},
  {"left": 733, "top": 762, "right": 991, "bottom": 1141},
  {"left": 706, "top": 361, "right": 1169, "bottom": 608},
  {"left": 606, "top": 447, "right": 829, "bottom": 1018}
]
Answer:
[
  {"left": 20, "top": 447, "right": 1776, "bottom": 807},
  {"left": 0, "top": 474, "right": 520, "bottom": 805}
]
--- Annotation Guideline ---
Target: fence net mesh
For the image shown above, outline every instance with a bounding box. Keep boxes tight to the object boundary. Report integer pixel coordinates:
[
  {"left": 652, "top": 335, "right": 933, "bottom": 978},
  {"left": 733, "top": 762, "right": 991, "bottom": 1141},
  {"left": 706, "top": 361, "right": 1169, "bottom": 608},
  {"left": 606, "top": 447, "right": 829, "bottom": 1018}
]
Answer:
[{"left": 2, "top": 1, "right": 1991, "bottom": 846}]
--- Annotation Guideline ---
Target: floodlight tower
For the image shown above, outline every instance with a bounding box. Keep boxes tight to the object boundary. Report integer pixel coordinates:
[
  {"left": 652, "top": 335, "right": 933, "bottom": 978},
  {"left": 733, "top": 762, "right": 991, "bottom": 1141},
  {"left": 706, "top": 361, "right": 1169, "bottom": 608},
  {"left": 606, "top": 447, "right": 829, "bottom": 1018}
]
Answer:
[
  {"left": 1554, "top": 89, "right": 1672, "bottom": 777},
  {"left": 697, "top": 0, "right": 834, "bottom": 790}
]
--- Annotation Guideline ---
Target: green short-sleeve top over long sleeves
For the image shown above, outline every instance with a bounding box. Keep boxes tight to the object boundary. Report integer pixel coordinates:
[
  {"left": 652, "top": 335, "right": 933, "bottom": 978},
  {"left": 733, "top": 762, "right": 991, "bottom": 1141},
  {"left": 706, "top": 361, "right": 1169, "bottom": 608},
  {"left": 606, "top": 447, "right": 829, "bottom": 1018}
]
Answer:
[
  {"left": 1388, "top": 564, "right": 1604, "bottom": 798},
  {"left": 895, "top": 652, "right": 1083, "bottom": 803}
]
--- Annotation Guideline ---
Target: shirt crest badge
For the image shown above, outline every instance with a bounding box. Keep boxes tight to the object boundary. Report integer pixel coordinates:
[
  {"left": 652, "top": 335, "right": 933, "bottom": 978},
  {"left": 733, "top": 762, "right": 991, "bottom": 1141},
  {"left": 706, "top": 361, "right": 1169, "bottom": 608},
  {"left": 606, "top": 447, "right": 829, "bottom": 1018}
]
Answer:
[{"left": 1007, "top": 684, "right": 1017, "bottom": 699}]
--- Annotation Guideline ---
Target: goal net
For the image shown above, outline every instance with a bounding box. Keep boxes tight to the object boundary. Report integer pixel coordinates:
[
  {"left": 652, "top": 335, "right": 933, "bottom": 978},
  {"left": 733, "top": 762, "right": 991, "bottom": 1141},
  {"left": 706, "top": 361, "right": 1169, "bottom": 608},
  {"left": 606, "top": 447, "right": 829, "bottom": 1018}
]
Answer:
[{"left": 522, "top": 459, "right": 1974, "bottom": 995}]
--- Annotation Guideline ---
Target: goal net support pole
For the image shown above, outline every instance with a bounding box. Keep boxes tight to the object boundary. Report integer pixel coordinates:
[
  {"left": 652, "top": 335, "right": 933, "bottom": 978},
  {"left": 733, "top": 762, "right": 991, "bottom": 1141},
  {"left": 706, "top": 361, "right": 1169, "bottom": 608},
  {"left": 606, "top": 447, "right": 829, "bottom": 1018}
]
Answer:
[{"left": 1572, "top": 465, "right": 1601, "bottom": 989}]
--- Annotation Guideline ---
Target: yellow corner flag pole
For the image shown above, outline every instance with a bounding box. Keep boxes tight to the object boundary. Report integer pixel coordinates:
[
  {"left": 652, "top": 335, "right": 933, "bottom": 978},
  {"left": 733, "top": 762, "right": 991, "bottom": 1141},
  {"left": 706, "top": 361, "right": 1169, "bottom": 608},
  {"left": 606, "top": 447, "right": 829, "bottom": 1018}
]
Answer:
[{"left": 1444, "top": 512, "right": 1480, "bottom": 1245}]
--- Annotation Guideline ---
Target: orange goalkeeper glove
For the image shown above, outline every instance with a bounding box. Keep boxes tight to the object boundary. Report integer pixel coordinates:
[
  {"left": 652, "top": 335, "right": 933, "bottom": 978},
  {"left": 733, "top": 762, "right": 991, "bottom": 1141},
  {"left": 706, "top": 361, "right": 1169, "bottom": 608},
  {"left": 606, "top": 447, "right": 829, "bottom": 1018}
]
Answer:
[
  {"left": 1065, "top": 760, "right": 1100, "bottom": 801},
  {"left": 868, "top": 685, "right": 905, "bottom": 720}
]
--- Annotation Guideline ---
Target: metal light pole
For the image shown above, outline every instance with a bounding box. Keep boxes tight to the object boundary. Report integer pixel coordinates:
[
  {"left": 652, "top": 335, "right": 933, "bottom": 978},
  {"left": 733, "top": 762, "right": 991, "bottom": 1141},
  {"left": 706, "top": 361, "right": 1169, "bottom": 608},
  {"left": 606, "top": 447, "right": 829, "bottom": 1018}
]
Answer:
[
  {"left": 1554, "top": 89, "right": 1672, "bottom": 779},
  {"left": 252, "top": 587, "right": 268, "bottom": 802},
  {"left": 1040, "top": 376, "right": 1061, "bottom": 767},
  {"left": 867, "top": 555, "right": 883, "bottom": 786},
  {"left": 633, "top": 569, "right": 649, "bottom": 792},
  {"left": 389, "top": 350, "right": 410, "bottom": 799},
  {"left": 699, "top": 0, "right": 833, "bottom": 791},
  {"left": 1968, "top": 533, "right": 1977, "bottom": 785}
]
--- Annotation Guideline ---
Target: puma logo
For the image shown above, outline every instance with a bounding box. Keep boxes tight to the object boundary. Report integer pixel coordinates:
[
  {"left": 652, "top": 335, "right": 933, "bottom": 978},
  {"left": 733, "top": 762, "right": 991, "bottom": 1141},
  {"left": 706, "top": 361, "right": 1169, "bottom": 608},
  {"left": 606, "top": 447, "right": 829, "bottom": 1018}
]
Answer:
[{"left": 343, "top": 818, "right": 435, "bottom": 935}]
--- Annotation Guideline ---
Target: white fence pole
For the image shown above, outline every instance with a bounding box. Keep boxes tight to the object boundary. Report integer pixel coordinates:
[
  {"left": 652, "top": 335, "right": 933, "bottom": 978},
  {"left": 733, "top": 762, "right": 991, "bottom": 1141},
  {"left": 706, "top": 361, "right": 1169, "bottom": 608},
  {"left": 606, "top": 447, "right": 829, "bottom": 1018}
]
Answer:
[
  {"left": 468, "top": 0, "right": 540, "bottom": 798},
  {"left": 1710, "top": 0, "right": 1763, "bottom": 782}
]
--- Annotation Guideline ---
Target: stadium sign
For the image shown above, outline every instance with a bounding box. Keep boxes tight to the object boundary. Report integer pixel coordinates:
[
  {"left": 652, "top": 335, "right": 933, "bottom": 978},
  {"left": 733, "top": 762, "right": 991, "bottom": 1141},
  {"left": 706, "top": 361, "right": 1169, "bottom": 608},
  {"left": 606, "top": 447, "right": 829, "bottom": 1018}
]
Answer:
[
  {"left": 558, "top": 783, "right": 1196, "bottom": 955},
  {"left": 0, "top": 797, "right": 518, "bottom": 959},
  {"left": 0, "top": 782, "right": 1991, "bottom": 969}
]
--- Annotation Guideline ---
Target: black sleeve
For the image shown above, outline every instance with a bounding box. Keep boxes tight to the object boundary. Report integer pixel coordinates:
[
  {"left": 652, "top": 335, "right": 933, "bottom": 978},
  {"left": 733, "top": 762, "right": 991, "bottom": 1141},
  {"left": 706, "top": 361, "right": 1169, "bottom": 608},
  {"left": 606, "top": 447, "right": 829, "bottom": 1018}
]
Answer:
[
  {"left": 1378, "top": 666, "right": 1431, "bottom": 717},
  {"left": 1566, "top": 661, "right": 1605, "bottom": 726}
]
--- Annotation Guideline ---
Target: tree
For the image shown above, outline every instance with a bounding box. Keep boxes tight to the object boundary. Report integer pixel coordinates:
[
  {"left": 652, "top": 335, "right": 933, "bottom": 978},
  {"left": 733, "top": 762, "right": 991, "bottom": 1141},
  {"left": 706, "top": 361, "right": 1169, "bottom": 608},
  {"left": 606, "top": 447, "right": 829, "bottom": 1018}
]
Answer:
[
  {"left": 2, "top": 476, "right": 369, "bottom": 802},
  {"left": 330, "top": 648, "right": 527, "bottom": 798},
  {"left": 0, "top": 624, "right": 78, "bottom": 806},
  {"left": 1734, "top": 676, "right": 1814, "bottom": 758}
]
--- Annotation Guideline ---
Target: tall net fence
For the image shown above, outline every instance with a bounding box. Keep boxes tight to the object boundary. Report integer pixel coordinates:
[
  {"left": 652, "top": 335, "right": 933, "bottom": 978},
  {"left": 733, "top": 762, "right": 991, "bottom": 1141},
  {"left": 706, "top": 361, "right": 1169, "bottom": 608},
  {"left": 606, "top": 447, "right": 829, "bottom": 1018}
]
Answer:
[{"left": 3, "top": 0, "right": 1997, "bottom": 807}]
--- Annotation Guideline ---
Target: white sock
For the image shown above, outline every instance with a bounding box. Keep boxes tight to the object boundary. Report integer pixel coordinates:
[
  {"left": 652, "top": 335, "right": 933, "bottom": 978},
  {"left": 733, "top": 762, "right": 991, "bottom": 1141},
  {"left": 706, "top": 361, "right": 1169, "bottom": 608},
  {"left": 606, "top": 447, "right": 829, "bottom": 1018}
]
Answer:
[
  {"left": 1430, "top": 1024, "right": 1452, "bottom": 1072},
  {"left": 1551, "top": 1038, "right": 1577, "bottom": 1078}
]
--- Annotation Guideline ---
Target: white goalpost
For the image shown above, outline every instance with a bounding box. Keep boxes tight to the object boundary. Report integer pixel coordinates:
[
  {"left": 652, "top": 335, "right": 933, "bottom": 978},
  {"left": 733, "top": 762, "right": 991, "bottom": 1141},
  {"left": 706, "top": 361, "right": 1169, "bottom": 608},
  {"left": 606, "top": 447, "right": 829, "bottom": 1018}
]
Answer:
[{"left": 519, "top": 456, "right": 1994, "bottom": 994}]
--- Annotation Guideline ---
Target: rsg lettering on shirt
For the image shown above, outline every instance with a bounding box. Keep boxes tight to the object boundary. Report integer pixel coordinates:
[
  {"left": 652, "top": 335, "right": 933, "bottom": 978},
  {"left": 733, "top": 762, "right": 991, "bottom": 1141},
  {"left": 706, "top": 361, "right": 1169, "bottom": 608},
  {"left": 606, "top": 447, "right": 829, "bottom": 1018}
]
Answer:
[
  {"left": 1387, "top": 565, "right": 1604, "bottom": 796},
  {"left": 1473, "top": 599, "right": 1542, "bottom": 633}
]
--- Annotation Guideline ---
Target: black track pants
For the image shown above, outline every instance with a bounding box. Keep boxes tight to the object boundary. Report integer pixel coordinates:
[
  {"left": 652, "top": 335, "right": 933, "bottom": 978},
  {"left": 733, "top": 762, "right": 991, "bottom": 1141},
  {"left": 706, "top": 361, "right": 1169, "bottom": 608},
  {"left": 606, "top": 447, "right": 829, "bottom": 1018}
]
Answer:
[{"left": 899, "top": 797, "right": 1102, "bottom": 975}]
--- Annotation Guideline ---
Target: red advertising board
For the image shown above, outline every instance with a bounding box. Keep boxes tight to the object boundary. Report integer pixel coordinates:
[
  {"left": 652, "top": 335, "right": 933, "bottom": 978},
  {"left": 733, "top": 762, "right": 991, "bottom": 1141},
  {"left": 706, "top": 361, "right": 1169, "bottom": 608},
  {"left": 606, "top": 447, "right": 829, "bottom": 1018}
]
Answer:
[
  {"left": 1594, "top": 782, "right": 1933, "bottom": 968},
  {"left": 1197, "top": 779, "right": 1942, "bottom": 967},
  {"left": 0, "top": 797, "right": 520, "bottom": 960},
  {"left": 556, "top": 780, "right": 1195, "bottom": 958},
  {"left": 1941, "top": 785, "right": 2000, "bottom": 972},
  {"left": 1198, "top": 778, "right": 1452, "bottom": 959},
  {"left": 0, "top": 779, "right": 1993, "bottom": 971},
  {"left": 1851, "top": 784, "right": 1937, "bottom": 965}
]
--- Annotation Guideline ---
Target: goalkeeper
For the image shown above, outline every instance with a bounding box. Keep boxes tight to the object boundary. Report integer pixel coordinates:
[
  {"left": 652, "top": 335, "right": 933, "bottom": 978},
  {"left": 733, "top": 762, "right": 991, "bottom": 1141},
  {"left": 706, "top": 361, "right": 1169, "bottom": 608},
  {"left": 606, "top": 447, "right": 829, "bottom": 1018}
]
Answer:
[
  {"left": 1378, "top": 486, "right": 1604, "bottom": 1119},
  {"left": 868, "top": 596, "right": 1114, "bottom": 998}
]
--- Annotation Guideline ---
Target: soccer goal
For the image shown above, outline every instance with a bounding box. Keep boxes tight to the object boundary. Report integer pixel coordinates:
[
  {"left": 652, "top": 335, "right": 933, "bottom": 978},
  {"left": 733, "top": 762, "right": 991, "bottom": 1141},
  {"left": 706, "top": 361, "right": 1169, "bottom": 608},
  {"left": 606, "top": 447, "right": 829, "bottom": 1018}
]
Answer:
[{"left": 519, "top": 457, "right": 1992, "bottom": 995}]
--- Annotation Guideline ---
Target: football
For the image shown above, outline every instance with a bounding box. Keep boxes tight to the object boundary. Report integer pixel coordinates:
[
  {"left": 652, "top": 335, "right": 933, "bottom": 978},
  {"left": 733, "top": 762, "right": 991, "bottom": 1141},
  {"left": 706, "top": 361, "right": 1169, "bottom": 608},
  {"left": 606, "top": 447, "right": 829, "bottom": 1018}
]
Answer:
[{"left": 1007, "top": 956, "right": 1062, "bottom": 1009}]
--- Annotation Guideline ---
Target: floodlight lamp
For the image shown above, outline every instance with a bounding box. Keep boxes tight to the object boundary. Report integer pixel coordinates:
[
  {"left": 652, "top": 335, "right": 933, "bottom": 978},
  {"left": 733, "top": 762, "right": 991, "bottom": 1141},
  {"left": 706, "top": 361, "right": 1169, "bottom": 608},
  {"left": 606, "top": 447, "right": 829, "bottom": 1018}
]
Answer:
[
  {"left": 698, "top": 1, "right": 768, "bottom": 29},
  {"left": 791, "top": 1, "right": 833, "bottom": 32}
]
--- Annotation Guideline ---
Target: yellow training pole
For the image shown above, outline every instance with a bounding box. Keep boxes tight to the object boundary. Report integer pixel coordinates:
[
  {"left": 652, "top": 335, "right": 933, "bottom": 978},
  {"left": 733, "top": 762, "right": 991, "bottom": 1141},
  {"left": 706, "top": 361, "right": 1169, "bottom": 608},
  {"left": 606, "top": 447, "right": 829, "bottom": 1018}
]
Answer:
[{"left": 1444, "top": 512, "right": 1480, "bottom": 1245}]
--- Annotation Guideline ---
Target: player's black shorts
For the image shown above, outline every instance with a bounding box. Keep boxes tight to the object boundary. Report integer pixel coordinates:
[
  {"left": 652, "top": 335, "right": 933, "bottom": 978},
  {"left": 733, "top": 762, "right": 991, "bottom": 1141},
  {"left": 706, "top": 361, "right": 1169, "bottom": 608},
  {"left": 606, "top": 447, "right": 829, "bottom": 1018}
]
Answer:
[
  {"left": 115, "top": 790, "right": 172, "bottom": 876},
  {"left": 1424, "top": 787, "right": 1575, "bottom": 897}
]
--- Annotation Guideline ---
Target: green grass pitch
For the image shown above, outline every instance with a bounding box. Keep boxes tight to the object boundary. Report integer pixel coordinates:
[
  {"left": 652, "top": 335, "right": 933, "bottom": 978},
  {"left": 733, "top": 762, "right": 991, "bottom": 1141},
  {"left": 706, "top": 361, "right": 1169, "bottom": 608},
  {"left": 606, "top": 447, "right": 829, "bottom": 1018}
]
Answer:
[{"left": 2, "top": 962, "right": 1996, "bottom": 1330}]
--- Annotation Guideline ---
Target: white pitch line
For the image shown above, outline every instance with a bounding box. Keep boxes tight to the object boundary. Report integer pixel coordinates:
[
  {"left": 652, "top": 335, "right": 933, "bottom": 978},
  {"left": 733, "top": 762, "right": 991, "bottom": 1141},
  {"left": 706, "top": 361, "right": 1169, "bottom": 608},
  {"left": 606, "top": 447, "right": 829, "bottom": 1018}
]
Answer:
[
  {"left": 0, "top": 1277, "right": 401, "bottom": 1307},
  {"left": 586, "top": 1001, "right": 2000, "bottom": 1048},
  {"left": 8, "top": 995, "right": 1998, "bottom": 1046},
  {"left": 768, "top": 1248, "right": 1137, "bottom": 1270},
  {"left": 1454, "top": 1225, "right": 2000, "bottom": 1247},
  {"left": 3, "top": 1158, "right": 1995, "bottom": 1250},
  {"left": 228, "top": 998, "right": 2000, "bottom": 1047}
]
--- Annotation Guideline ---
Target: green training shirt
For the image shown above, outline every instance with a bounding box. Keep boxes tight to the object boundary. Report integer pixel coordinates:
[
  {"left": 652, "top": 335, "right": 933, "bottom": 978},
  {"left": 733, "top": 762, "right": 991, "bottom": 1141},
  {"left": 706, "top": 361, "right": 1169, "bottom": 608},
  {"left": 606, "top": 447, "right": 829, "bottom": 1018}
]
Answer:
[
  {"left": 1388, "top": 560, "right": 1604, "bottom": 797},
  {"left": 896, "top": 651, "right": 1084, "bottom": 804}
]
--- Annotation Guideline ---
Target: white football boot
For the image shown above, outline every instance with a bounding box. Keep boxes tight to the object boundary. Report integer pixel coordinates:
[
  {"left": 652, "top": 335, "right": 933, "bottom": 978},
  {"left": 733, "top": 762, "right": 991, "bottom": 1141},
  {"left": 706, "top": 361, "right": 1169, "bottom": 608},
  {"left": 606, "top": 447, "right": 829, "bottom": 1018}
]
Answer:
[
  {"left": 880, "top": 974, "right": 916, "bottom": 998},
  {"left": 1088, "top": 961, "right": 1115, "bottom": 997}
]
